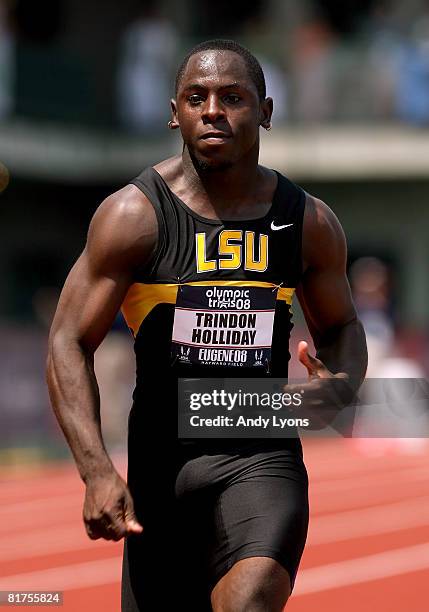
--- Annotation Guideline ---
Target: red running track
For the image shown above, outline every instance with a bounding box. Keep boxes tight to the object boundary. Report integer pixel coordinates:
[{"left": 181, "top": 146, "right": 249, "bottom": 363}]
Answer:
[{"left": 0, "top": 439, "right": 428, "bottom": 611}]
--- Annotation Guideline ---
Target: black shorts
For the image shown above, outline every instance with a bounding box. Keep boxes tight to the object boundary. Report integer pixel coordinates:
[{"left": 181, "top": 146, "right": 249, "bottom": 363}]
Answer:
[{"left": 121, "top": 438, "right": 309, "bottom": 611}]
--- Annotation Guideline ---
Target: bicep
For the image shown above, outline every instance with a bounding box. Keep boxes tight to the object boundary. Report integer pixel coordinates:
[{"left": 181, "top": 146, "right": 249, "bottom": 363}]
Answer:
[
  {"left": 50, "top": 250, "right": 132, "bottom": 353},
  {"left": 296, "top": 267, "right": 356, "bottom": 341},
  {"left": 49, "top": 186, "right": 157, "bottom": 353},
  {"left": 297, "top": 195, "right": 357, "bottom": 341}
]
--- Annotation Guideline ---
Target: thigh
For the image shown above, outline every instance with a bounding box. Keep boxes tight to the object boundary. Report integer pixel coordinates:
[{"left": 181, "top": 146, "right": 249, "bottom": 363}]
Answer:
[
  {"left": 211, "top": 556, "right": 291, "bottom": 612},
  {"left": 207, "top": 451, "right": 309, "bottom": 595},
  {"left": 121, "top": 510, "right": 178, "bottom": 610},
  {"left": 122, "top": 474, "right": 214, "bottom": 611}
]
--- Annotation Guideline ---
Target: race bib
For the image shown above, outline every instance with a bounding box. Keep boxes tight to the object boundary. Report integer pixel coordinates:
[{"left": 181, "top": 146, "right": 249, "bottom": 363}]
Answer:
[{"left": 172, "top": 285, "right": 277, "bottom": 369}]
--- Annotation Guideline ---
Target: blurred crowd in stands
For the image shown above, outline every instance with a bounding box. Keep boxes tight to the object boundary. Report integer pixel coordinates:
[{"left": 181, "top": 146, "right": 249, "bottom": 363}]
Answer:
[{"left": 2, "top": 0, "right": 429, "bottom": 129}]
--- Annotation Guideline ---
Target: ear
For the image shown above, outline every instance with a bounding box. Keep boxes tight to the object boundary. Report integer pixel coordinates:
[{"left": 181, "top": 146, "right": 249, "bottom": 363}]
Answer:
[
  {"left": 169, "top": 99, "right": 180, "bottom": 129},
  {"left": 259, "top": 96, "right": 273, "bottom": 129}
]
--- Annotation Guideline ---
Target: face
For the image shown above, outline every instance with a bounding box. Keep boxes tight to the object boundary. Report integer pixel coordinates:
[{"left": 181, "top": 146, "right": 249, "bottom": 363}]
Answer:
[{"left": 172, "top": 50, "right": 272, "bottom": 171}]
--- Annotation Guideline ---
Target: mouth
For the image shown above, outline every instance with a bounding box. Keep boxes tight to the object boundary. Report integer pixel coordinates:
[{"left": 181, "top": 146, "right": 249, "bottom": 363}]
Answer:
[{"left": 199, "top": 131, "right": 232, "bottom": 144}]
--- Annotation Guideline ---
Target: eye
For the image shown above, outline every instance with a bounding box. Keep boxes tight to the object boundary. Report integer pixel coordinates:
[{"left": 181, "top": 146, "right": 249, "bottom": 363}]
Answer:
[
  {"left": 188, "top": 94, "right": 205, "bottom": 105},
  {"left": 223, "top": 94, "right": 241, "bottom": 104}
]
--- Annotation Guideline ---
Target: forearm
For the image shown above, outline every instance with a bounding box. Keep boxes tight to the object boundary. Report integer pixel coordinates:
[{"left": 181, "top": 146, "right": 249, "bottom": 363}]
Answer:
[
  {"left": 46, "top": 333, "right": 114, "bottom": 483},
  {"left": 314, "top": 317, "right": 368, "bottom": 391}
]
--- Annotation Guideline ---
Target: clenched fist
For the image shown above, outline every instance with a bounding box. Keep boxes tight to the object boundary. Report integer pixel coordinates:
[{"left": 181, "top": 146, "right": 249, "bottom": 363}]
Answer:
[{"left": 83, "top": 470, "right": 143, "bottom": 541}]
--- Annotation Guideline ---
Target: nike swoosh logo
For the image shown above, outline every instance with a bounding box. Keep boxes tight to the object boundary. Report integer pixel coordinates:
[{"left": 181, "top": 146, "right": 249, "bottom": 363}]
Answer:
[{"left": 271, "top": 222, "right": 294, "bottom": 231}]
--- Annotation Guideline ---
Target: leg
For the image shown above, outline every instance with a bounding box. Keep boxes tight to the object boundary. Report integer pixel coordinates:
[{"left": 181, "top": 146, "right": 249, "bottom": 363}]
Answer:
[
  {"left": 205, "top": 449, "right": 309, "bottom": 612},
  {"left": 211, "top": 556, "right": 291, "bottom": 612},
  {"left": 121, "top": 535, "right": 143, "bottom": 612}
]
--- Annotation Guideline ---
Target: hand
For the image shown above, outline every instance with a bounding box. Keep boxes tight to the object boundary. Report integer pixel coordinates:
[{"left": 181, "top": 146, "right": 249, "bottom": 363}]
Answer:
[
  {"left": 83, "top": 470, "right": 143, "bottom": 541},
  {"left": 286, "top": 341, "right": 354, "bottom": 429}
]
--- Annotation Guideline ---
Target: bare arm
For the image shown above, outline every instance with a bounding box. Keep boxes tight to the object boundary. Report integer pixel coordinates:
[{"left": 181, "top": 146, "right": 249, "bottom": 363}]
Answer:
[
  {"left": 46, "top": 184, "right": 157, "bottom": 539},
  {"left": 296, "top": 193, "right": 367, "bottom": 387},
  {"left": 289, "top": 194, "right": 367, "bottom": 427}
]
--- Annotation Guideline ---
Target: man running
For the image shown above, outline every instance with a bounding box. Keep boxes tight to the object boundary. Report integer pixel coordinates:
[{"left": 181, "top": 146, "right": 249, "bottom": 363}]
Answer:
[{"left": 47, "top": 39, "right": 367, "bottom": 611}]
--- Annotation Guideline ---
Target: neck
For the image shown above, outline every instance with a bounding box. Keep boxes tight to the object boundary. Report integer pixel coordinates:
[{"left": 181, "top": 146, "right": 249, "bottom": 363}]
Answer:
[{"left": 181, "top": 143, "right": 261, "bottom": 206}]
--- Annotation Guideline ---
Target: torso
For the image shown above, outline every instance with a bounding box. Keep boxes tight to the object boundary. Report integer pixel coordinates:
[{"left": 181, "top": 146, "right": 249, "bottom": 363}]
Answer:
[{"left": 121, "top": 163, "right": 306, "bottom": 383}]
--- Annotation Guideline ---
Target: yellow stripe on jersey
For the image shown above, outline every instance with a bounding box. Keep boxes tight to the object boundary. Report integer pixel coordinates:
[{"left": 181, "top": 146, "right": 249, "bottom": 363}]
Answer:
[{"left": 121, "top": 281, "right": 295, "bottom": 337}]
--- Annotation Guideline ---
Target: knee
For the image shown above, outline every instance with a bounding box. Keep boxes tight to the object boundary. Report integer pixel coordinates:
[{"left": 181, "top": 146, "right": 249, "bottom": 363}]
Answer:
[
  {"left": 227, "top": 585, "right": 288, "bottom": 612},
  {"left": 213, "top": 586, "right": 287, "bottom": 612},
  {"left": 211, "top": 569, "right": 290, "bottom": 612}
]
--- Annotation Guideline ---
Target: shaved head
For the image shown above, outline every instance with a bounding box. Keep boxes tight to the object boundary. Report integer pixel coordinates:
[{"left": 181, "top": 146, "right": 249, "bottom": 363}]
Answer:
[{"left": 175, "top": 39, "right": 266, "bottom": 100}]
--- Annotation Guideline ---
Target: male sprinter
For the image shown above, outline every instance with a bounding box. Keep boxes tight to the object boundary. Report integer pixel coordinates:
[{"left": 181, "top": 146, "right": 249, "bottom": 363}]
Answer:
[{"left": 47, "top": 40, "right": 367, "bottom": 611}]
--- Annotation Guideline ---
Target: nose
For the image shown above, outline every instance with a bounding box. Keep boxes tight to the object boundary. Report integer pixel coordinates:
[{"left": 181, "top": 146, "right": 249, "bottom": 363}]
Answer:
[{"left": 201, "top": 93, "right": 226, "bottom": 123}]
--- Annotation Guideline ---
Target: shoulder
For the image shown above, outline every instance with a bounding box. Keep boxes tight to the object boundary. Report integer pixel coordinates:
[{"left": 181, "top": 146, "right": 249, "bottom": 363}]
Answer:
[
  {"left": 269, "top": 167, "right": 304, "bottom": 202},
  {"left": 85, "top": 183, "right": 158, "bottom": 273},
  {"left": 91, "top": 183, "right": 156, "bottom": 226},
  {"left": 153, "top": 156, "right": 182, "bottom": 182},
  {"left": 89, "top": 184, "right": 158, "bottom": 245},
  {"left": 302, "top": 192, "right": 347, "bottom": 272}
]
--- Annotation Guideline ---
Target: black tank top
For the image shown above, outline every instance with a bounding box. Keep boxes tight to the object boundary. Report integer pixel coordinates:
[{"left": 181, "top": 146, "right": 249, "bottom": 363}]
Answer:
[{"left": 121, "top": 166, "right": 306, "bottom": 449}]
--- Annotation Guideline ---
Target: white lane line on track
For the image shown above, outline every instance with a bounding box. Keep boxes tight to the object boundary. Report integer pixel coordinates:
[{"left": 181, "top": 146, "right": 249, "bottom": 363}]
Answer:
[
  {"left": 0, "top": 494, "right": 79, "bottom": 517},
  {"left": 0, "top": 524, "right": 119, "bottom": 562},
  {"left": 308, "top": 495, "right": 429, "bottom": 545},
  {"left": 3, "top": 463, "right": 427, "bottom": 516},
  {"left": 1, "top": 542, "right": 428, "bottom": 594},
  {"left": 0, "top": 557, "right": 122, "bottom": 590},
  {"left": 309, "top": 468, "right": 429, "bottom": 515},
  {"left": 0, "top": 485, "right": 81, "bottom": 505},
  {"left": 1, "top": 462, "right": 426, "bottom": 514},
  {"left": 302, "top": 440, "right": 429, "bottom": 461},
  {"left": 294, "top": 541, "right": 429, "bottom": 595},
  {"left": 310, "top": 463, "right": 429, "bottom": 495},
  {"left": 2, "top": 495, "right": 428, "bottom": 562},
  {"left": 0, "top": 459, "right": 126, "bottom": 500},
  {"left": 306, "top": 457, "right": 429, "bottom": 482},
  {"left": 2, "top": 465, "right": 427, "bottom": 538},
  {"left": 304, "top": 446, "right": 429, "bottom": 469},
  {"left": 1, "top": 450, "right": 426, "bottom": 501},
  {"left": 1, "top": 451, "right": 426, "bottom": 497}
]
